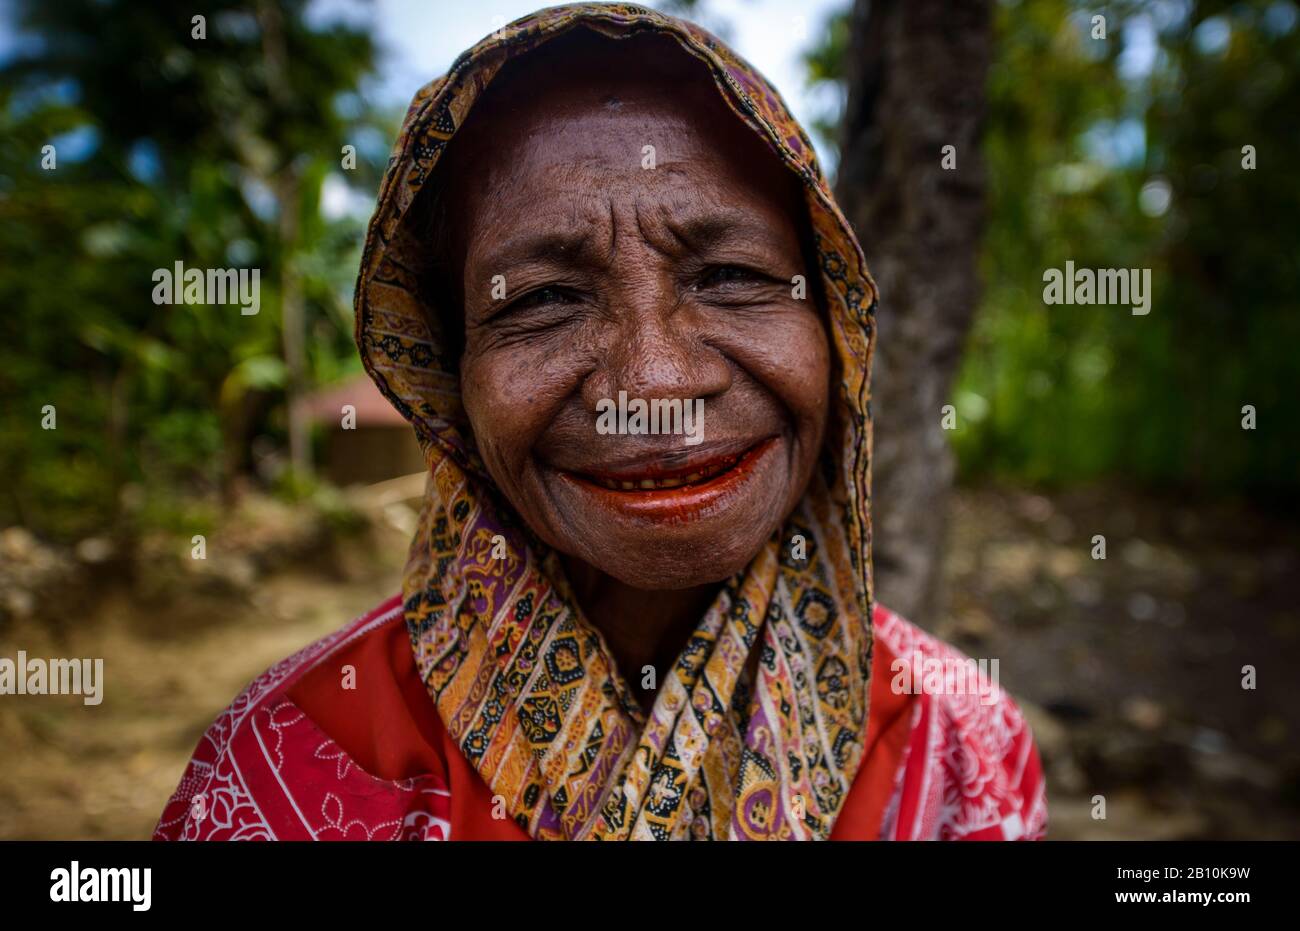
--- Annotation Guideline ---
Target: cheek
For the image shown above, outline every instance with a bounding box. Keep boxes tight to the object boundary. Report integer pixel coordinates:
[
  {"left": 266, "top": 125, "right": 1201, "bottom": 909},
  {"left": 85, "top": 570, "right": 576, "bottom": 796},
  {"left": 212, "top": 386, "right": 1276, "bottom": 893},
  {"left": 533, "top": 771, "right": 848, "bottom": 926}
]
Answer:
[
  {"left": 459, "top": 339, "right": 582, "bottom": 471},
  {"left": 779, "top": 317, "right": 831, "bottom": 427},
  {"left": 719, "top": 307, "right": 831, "bottom": 433}
]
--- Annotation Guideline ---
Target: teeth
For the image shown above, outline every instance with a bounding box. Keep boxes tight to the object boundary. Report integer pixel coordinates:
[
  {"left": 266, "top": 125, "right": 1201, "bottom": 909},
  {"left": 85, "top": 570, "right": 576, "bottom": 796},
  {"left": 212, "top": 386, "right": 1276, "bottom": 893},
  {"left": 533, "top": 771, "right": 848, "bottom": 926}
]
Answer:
[{"left": 589, "top": 455, "right": 744, "bottom": 491}]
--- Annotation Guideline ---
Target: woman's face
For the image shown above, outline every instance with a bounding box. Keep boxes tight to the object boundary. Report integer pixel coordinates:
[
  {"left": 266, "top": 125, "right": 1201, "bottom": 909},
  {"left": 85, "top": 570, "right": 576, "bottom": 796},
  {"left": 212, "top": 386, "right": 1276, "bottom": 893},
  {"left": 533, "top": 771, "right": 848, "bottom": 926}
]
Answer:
[{"left": 449, "top": 65, "right": 830, "bottom": 590}]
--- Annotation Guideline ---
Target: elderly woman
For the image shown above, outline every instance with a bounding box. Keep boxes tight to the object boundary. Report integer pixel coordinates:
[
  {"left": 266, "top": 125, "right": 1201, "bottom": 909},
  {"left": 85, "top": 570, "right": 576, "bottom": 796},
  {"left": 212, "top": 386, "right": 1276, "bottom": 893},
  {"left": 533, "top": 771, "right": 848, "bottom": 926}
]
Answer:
[{"left": 156, "top": 3, "right": 1045, "bottom": 841}]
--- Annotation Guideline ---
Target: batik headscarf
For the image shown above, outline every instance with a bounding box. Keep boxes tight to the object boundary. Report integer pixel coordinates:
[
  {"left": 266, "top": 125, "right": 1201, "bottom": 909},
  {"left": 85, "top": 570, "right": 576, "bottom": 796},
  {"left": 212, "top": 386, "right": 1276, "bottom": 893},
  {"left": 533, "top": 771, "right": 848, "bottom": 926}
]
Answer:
[{"left": 355, "top": 2, "right": 878, "bottom": 840}]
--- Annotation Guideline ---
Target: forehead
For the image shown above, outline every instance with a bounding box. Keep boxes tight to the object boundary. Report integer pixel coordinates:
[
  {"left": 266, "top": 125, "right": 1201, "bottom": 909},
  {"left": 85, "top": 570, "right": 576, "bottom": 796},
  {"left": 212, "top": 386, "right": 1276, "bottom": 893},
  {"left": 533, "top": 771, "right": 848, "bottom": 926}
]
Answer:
[
  {"left": 440, "top": 35, "right": 802, "bottom": 240},
  {"left": 472, "top": 95, "right": 766, "bottom": 199}
]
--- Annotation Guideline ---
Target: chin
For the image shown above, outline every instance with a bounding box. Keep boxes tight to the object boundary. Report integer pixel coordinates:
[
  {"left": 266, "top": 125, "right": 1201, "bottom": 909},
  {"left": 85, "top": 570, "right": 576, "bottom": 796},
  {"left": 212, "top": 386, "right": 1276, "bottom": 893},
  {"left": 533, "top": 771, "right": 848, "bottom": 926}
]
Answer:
[
  {"left": 581, "top": 539, "right": 761, "bottom": 591},
  {"left": 532, "top": 442, "right": 797, "bottom": 589},
  {"left": 552, "top": 497, "right": 787, "bottom": 590}
]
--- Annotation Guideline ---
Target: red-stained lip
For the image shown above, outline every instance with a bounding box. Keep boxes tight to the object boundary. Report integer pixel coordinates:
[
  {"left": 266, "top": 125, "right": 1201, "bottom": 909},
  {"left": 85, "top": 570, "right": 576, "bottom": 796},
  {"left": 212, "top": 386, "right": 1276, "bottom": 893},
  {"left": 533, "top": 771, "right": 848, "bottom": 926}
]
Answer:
[
  {"left": 558, "top": 438, "right": 777, "bottom": 522},
  {"left": 572, "top": 439, "right": 758, "bottom": 488}
]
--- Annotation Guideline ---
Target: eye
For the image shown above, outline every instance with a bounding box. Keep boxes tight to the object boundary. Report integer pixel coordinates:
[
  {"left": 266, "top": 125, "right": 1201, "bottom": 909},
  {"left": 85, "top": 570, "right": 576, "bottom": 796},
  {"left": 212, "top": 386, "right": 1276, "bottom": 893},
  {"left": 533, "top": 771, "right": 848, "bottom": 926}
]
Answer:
[
  {"left": 694, "top": 265, "right": 764, "bottom": 290},
  {"left": 511, "top": 285, "right": 578, "bottom": 309}
]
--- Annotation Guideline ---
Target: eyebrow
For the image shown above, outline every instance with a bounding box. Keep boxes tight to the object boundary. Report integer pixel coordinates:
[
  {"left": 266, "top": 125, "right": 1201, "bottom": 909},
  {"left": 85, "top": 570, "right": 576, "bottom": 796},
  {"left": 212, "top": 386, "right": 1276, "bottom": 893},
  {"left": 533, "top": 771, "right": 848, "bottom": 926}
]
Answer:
[
  {"left": 660, "top": 210, "right": 778, "bottom": 255},
  {"left": 478, "top": 229, "right": 602, "bottom": 275}
]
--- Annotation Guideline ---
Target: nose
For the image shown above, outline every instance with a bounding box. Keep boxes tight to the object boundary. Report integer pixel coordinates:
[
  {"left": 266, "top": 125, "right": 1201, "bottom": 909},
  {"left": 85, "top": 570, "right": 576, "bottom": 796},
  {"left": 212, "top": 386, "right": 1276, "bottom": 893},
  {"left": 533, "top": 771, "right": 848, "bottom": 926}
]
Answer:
[{"left": 580, "top": 269, "right": 732, "bottom": 412}]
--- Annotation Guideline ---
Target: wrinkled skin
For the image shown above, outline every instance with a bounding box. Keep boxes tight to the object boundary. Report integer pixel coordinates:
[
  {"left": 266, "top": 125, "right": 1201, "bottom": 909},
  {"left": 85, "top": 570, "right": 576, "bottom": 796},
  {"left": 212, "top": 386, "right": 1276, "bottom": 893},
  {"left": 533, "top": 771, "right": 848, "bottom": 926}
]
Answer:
[{"left": 440, "top": 37, "right": 830, "bottom": 701}]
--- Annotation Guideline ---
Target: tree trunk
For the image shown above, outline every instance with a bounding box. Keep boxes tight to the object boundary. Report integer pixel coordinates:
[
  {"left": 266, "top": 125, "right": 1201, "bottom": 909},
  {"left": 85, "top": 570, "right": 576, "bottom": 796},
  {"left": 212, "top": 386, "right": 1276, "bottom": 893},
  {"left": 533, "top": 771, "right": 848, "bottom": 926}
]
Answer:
[
  {"left": 260, "top": 0, "right": 311, "bottom": 478},
  {"left": 277, "top": 167, "right": 311, "bottom": 478},
  {"left": 835, "top": 0, "right": 992, "bottom": 626}
]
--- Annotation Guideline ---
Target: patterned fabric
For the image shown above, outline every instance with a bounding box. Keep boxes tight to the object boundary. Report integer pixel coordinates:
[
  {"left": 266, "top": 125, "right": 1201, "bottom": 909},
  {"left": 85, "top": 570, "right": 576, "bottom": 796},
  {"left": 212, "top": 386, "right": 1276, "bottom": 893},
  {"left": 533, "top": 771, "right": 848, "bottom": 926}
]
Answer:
[
  {"left": 153, "top": 600, "right": 453, "bottom": 841},
  {"left": 153, "top": 597, "right": 1047, "bottom": 841},
  {"left": 355, "top": 3, "right": 879, "bottom": 840},
  {"left": 872, "top": 608, "right": 1048, "bottom": 841}
]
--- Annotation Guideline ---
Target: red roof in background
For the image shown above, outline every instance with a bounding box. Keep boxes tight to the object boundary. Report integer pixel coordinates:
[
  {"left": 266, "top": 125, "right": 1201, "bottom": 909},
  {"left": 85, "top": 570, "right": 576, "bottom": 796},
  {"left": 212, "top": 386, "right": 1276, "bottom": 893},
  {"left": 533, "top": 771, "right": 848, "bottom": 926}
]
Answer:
[{"left": 296, "top": 374, "right": 409, "bottom": 427}]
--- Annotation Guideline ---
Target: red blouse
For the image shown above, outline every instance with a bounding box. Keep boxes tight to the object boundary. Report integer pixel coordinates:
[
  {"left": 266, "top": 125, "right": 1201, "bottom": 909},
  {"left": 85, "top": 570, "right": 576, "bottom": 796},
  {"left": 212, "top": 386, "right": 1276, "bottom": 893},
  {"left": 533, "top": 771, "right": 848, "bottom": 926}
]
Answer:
[{"left": 155, "top": 596, "right": 1046, "bottom": 840}]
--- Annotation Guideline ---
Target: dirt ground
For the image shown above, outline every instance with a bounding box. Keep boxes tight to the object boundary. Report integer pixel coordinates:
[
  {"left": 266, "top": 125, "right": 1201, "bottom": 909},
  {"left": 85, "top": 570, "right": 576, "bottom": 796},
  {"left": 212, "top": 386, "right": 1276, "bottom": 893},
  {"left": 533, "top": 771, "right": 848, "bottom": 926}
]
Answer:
[
  {"left": 0, "top": 539, "right": 406, "bottom": 841},
  {"left": 938, "top": 485, "right": 1300, "bottom": 840},
  {"left": 1, "top": 482, "right": 1297, "bottom": 840}
]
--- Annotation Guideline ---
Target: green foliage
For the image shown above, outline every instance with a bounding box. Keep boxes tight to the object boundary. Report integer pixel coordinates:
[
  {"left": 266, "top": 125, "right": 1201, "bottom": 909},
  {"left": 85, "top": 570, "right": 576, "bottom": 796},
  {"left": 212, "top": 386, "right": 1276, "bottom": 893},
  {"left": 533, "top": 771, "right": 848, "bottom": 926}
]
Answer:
[
  {"left": 0, "top": 0, "right": 392, "bottom": 539},
  {"left": 810, "top": 0, "right": 1300, "bottom": 498},
  {"left": 959, "top": 0, "right": 1300, "bottom": 496}
]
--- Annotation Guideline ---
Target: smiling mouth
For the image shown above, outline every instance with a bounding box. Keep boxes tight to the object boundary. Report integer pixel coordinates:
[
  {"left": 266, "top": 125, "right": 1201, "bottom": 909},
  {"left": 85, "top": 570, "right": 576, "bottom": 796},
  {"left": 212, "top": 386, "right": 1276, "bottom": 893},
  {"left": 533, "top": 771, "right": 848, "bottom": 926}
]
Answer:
[
  {"left": 557, "top": 438, "right": 777, "bottom": 521},
  {"left": 576, "top": 449, "right": 750, "bottom": 491}
]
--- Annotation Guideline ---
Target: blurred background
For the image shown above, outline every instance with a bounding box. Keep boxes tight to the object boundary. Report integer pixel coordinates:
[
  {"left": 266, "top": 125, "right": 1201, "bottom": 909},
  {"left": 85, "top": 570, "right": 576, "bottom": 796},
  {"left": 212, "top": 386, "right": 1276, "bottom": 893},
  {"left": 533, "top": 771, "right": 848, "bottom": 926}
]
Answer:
[{"left": 0, "top": 0, "right": 1297, "bottom": 839}]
